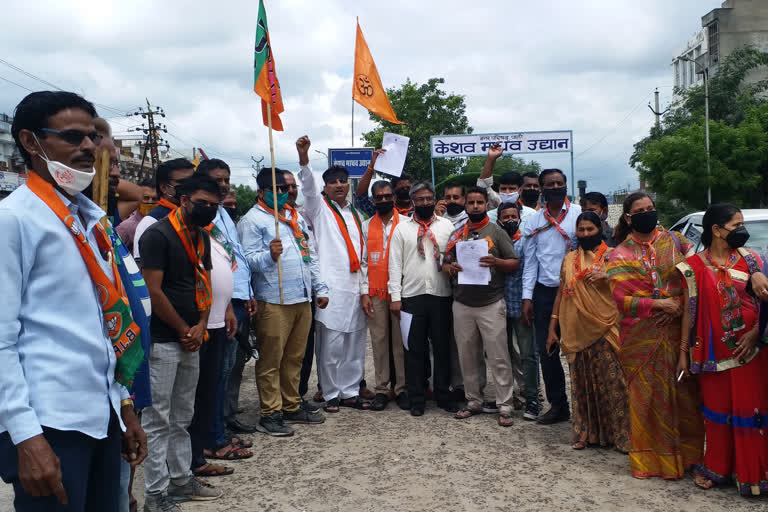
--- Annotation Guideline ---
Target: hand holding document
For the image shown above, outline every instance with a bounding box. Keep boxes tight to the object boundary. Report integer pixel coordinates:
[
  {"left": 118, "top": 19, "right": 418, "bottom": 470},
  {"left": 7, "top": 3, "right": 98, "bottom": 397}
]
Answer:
[
  {"left": 373, "top": 132, "right": 409, "bottom": 177},
  {"left": 456, "top": 239, "right": 491, "bottom": 285}
]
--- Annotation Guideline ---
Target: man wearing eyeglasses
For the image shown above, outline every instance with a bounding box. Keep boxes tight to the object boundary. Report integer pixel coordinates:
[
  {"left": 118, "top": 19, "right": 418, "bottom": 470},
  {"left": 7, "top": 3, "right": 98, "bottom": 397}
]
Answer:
[
  {"left": 238, "top": 167, "right": 329, "bottom": 435},
  {"left": 0, "top": 91, "right": 146, "bottom": 511}
]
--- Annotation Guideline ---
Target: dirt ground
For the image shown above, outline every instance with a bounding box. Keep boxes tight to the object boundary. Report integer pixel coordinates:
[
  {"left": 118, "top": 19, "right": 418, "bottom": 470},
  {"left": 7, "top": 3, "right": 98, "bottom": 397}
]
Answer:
[{"left": 2, "top": 344, "right": 766, "bottom": 512}]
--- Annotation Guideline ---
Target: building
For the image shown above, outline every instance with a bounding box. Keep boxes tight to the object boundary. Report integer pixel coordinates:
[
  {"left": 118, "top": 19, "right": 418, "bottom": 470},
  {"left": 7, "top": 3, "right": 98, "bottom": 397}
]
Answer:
[
  {"left": 672, "top": 0, "right": 768, "bottom": 93},
  {"left": 0, "top": 113, "right": 27, "bottom": 198}
]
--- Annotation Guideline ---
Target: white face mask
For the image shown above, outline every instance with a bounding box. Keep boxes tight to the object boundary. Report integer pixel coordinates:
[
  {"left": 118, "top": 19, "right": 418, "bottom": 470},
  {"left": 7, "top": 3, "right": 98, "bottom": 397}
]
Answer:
[
  {"left": 34, "top": 134, "right": 95, "bottom": 195},
  {"left": 499, "top": 191, "right": 519, "bottom": 204}
]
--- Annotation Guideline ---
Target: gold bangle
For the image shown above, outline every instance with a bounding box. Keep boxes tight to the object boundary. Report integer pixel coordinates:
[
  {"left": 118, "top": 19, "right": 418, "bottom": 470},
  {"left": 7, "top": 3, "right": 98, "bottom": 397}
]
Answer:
[
  {"left": 551, "top": 314, "right": 559, "bottom": 319},
  {"left": 121, "top": 399, "right": 134, "bottom": 408}
]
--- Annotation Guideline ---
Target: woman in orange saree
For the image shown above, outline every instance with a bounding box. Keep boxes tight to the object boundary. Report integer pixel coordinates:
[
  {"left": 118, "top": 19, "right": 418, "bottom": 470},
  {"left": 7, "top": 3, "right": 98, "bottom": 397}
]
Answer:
[{"left": 606, "top": 192, "right": 704, "bottom": 480}]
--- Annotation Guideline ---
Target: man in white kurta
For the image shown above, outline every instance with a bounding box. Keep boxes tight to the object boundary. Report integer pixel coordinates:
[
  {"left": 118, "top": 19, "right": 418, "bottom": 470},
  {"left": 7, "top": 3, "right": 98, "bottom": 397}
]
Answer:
[{"left": 295, "top": 136, "right": 368, "bottom": 410}]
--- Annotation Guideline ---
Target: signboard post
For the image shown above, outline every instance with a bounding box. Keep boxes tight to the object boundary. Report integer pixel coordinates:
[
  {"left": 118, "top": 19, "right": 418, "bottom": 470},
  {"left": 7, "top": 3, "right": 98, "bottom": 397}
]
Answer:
[{"left": 429, "top": 130, "right": 575, "bottom": 197}]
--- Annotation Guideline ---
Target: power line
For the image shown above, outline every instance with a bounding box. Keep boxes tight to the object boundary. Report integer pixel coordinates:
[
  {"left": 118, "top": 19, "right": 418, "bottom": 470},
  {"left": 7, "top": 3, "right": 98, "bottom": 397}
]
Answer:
[
  {"left": 575, "top": 95, "right": 650, "bottom": 158},
  {"left": 0, "top": 73, "right": 34, "bottom": 92}
]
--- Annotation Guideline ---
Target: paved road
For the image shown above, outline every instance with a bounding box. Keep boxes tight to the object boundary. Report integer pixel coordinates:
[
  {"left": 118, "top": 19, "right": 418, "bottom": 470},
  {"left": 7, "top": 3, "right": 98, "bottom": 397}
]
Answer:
[{"left": 2, "top": 346, "right": 765, "bottom": 511}]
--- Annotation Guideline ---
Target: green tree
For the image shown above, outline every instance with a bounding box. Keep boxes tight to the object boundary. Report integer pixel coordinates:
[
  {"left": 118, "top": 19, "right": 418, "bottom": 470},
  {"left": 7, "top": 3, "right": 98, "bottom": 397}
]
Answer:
[
  {"left": 232, "top": 184, "right": 259, "bottom": 219},
  {"left": 435, "top": 156, "right": 542, "bottom": 194},
  {"left": 361, "top": 77, "right": 471, "bottom": 183}
]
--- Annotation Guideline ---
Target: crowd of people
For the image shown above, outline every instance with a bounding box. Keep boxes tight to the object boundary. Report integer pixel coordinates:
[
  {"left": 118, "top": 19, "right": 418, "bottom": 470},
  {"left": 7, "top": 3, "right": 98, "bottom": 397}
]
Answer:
[{"left": 2, "top": 90, "right": 768, "bottom": 512}]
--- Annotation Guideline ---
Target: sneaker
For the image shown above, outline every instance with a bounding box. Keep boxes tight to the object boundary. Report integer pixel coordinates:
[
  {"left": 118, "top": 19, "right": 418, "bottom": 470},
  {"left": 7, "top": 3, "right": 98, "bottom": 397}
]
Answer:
[
  {"left": 143, "top": 493, "right": 181, "bottom": 512},
  {"left": 482, "top": 401, "right": 499, "bottom": 414},
  {"left": 255, "top": 412, "right": 294, "bottom": 437},
  {"left": 300, "top": 399, "right": 321, "bottom": 413},
  {"left": 284, "top": 407, "right": 325, "bottom": 424},
  {"left": 523, "top": 401, "right": 540, "bottom": 421},
  {"left": 168, "top": 478, "right": 222, "bottom": 502},
  {"left": 537, "top": 406, "right": 570, "bottom": 425}
]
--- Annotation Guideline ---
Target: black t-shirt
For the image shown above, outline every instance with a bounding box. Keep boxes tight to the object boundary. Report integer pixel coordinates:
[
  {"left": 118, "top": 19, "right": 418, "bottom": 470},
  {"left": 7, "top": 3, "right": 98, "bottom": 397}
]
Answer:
[{"left": 139, "top": 217, "right": 212, "bottom": 341}]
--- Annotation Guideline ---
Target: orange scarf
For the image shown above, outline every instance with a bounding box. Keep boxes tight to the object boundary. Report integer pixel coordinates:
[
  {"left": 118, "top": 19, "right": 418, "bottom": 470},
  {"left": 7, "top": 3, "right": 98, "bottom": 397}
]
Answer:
[
  {"left": 563, "top": 241, "right": 609, "bottom": 297},
  {"left": 446, "top": 215, "right": 492, "bottom": 253},
  {"left": 168, "top": 208, "right": 212, "bottom": 315},
  {"left": 157, "top": 197, "right": 177, "bottom": 211},
  {"left": 26, "top": 171, "right": 144, "bottom": 386},
  {"left": 324, "top": 197, "right": 363, "bottom": 272},
  {"left": 258, "top": 200, "right": 311, "bottom": 262},
  {"left": 367, "top": 213, "right": 400, "bottom": 300}
]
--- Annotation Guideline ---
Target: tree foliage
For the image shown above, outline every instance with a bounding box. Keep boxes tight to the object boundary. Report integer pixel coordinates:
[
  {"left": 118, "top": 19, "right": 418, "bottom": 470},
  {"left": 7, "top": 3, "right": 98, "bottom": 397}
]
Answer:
[
  {"left": 435, "top": 156, "right": 542, "bottom": 194},
  {"left": 630, "top": 47, "right": 768, "bottom": 211},
  {"left": 232, "top": 184, "right": 258, "bottom": 219},
  {"left": 361, "top": 77, "right": 471, "bottom": 183}
]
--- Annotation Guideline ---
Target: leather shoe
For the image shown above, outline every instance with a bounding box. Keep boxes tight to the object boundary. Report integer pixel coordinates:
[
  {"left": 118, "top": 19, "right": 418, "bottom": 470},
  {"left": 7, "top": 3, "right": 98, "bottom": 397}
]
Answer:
[
  {"left": 410, "top": 406, "right": 424, "bottom": 417},
  {"left": 227, "top": 419, "right": 258, "bottom": 433},
  {"left": 536, "top": 406, "right": 570, "bottom": 425},
  {"left": 438, "top": 401, "right": 459, "bottom": 413},
  {"left": 370, "top": 393, "right": 389, "bottom": 411},
  {"left": 396, "top": 392, "right": 410, "bottom": 410}
]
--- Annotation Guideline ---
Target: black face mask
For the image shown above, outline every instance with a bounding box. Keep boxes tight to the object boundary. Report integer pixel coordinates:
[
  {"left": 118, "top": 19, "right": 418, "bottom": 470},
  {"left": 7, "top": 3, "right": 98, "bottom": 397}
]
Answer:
[
  {"left": 395, "top": 188, "right": 410, "bottom": 201},
  {"left": 225, "top": 207, "right": 238, "bottom": 221},
  {"left": 374, "top": 201, "right": 394, "bottom": 216},
  {"left": 630, "top": 210, "right": 658, "bottom": 234},
  {"left": 542, "top": 187, "right": 567, "bottom": 203},
  {"left": 468, "top": 212, "right": 487, "bottom": 223},
  {"left": 521, "top": 188, "right": 540, "bottom": 204},
  {"left": 724, "top": 226, "right": 750, "bottom": 249},
  {"left": 188, "top": 203, "right": 218, "bottom": 227},
  {"left": 578, "top": 233, "right": 603, "bottom": 251},
  {"left": 414, "top": 204, "right": 435, "bottom": 220},
  {"left": 502, "top": 221, "right": 519, "bottom": 237},
  {"left": 446, "top": 202, "right": 465, "bottom": 216}
]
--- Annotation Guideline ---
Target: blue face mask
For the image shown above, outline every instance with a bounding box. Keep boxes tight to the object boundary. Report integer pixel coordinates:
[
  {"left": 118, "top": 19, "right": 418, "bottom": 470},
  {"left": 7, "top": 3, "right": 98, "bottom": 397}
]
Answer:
[{"left": 265, "top": 189, "right": 289, "bottom": 210}]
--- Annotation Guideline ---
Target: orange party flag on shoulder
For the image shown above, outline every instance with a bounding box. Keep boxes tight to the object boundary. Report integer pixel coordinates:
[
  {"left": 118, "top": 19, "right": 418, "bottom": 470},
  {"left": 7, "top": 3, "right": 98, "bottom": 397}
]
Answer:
[
  {"left": 353, "top": 19, "right": 404, "bottom": 125},
  {"left": 254, "top": 0, "right": 284, "bottom": 131}
]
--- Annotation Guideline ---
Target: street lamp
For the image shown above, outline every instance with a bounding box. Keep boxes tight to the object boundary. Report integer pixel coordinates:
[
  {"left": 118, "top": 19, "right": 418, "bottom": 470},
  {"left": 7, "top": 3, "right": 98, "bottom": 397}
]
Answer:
[
  {"left": 680, "top": 55, "right": 711, "bottom": 206},
  {"left": 314, "top": 149, "right": 329, "bottom": 165}
]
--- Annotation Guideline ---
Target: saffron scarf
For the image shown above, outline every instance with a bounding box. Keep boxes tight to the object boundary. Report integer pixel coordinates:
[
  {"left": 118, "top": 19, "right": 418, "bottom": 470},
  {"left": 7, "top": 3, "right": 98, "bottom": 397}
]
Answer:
[
  {"left": 415, "top": 215, "right": 441, "bottom": 268},
  {"left": 563, "top": 241, "right": 609, "bottom": 297},
  {"left": 168, "top": 208, "right": 213, "bottom": 315},
  {"left": 526, "top": 199, "right": 572, "bottom": 249},
  {"left": 26, "top": 171, "right": 144, "bottom": 387},
  {"left": 258, "top": 200, "right": 311, "bottom": 262},
  {"left": 704, "top": 249, "right": 745, "bottom": 348},
  {"left": 157, "top": 197, "right": 177, "bottom": 211},
  {"left": 367, "top": 213, "right": 400, "bottom": 299},
  {"left": 324, "top": 197, "right": 363, "bottom": 272},
  {"left": 446, "top": 215, "right": 493, "bottom": 253}
]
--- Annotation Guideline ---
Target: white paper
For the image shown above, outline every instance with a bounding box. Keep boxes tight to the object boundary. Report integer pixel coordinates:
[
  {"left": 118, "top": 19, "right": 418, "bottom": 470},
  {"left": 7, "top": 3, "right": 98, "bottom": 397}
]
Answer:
[
  {"left": 456, "top": 239, "right": 491, "bottom": 285},
  {"left": 399, "top": 311, "right": 413, "bottom": 351},
  {"left": 373, "top": 132, "right": 409, "bottom": 177}
]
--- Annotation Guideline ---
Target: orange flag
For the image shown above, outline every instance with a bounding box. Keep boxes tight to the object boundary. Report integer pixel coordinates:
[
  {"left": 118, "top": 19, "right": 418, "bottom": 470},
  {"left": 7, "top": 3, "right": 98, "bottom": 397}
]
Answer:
[
  {"left": 253, "top": 0, "right": 284, "bottom": 130},
  {"left": 353, "top": 20, "right": 404, "bottom": 125}
]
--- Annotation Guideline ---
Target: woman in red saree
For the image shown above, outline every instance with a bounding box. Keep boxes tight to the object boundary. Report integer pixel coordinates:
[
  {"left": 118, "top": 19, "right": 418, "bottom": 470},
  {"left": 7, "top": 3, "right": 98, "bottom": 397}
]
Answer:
[
  {"left": 676, "top": 203, "right": 768, "bottom": 495},
  {"left": 605, "top": 192, "right": 704, "bottom": 480}
]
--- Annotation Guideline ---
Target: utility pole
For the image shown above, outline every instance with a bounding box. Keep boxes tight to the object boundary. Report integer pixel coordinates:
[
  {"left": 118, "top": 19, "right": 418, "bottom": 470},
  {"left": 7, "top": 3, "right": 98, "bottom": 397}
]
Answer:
[
  {"left": 680, "top": 56, "right": 712, "bottom": 205},
  {"left": 647, "top": 88, "right": 669, "bottom": 130},
  {"left": 251, "top": 155, "right": 264, "bottom": 180},
  {"left": 131, "top": 99, "right": 168, "bottom": 182}
]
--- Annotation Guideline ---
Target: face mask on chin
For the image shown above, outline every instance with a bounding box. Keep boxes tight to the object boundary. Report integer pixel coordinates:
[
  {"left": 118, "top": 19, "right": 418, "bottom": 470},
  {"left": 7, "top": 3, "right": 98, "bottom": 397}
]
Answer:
[{"left": 34, "top": 135, "right": 95, "bottom": 196}]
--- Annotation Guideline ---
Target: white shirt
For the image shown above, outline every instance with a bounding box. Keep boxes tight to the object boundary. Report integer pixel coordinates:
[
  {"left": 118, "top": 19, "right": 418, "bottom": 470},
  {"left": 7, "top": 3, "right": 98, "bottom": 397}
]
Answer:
[
  {"left": 133, "top": 215, "right": 157, "bottom": 259},
  {"left": 298, "top": 164, "right": 366, "bottom": 333},
  {"left": 207, "top": 239, "right": 234, "bottom": 329},
  {"left": 477, "top": 176, "right": 536, "bottom": 225},
  {"left": 521, "top": 202, "right": 582, "bottom": 299},
  {"left": 388, "top": 215, "right": 454, "bottom": 302},
  {"left": 360, "top": 213, "right": 409, "bottom": 294}
]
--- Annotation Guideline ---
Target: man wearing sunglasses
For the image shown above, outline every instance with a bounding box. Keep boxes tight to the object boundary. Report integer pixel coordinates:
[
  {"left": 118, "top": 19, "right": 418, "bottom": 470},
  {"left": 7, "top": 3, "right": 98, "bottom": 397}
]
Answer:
[
  {"left": 238, "top": 167, "right": 329, "bottom": 436},
  {"left": 0, "top": 91, "right": 145, "bottom": 511},
  {"left": 132, "top": 158, "right": 195, "bottom": 261}
]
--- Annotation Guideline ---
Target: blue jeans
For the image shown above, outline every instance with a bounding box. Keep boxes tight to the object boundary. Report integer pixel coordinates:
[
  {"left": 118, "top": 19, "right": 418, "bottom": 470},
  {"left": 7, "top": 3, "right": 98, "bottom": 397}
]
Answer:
[{"left": 215, "top": 299, "right": 247, "bottom": 447}]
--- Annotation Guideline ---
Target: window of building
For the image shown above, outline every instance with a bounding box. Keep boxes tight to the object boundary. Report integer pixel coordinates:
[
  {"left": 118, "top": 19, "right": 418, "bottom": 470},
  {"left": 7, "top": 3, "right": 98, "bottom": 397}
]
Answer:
[{"left": 708, "top": 21, "right": 719, "bottom": 65}]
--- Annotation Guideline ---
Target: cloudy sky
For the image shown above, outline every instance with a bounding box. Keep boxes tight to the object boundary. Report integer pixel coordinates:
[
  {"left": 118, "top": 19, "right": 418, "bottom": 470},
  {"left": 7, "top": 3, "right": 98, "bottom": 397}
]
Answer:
[{"left": 0, "top": 0, "right": 721, "bottom": 193}]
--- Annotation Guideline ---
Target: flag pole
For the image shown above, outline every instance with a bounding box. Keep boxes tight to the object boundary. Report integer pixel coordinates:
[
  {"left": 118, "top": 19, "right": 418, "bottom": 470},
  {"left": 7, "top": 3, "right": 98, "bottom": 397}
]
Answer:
[
  {"left": 351, "top": 98, "right": 354, "bottom": 146},
  {"left": 267, "top": 102, "right": 284, "bottom": 304}
]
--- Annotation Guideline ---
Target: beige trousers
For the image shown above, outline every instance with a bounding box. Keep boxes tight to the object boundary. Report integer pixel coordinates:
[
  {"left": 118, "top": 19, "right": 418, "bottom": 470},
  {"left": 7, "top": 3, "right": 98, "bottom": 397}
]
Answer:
[
  {"left": 368, "top": 296, "right": 406, "bottom": 395},
  {"left": 452, "top": 299, "right": 515, "bottom": 413}
]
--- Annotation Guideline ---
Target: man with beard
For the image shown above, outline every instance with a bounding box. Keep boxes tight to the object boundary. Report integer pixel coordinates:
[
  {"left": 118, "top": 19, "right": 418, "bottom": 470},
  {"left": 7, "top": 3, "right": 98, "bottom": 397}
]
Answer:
[
  {"left": 388, "top": 181, "right": 457, "bottom": 416},
  {"left": 443, "top": 188, "right": 518, "bottom": 427},
  {"left": 296, "top": 136, "right": 370, "bottom": 413},
  {"left": 0, "top": 91, "right": 145, "bottom": 511},
  {"left": 139, "top": 173, "right": 222, "bottom": 509},
  {"left": 521, "top": 169, "right": 580, "bottom": 425},
  {"left": 360, "top": 169, "right": 410, "bottom": 411},
  {"left": 132, "top": 158, "right": 195, "bottom": 261}
]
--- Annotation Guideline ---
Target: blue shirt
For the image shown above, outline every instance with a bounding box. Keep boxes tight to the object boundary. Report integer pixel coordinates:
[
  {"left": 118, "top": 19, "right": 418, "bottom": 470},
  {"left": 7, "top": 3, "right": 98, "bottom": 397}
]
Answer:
[
  {"left": 0, "top": 185, "right": 130, "bottom": 445},
  {"left": 213, "top": 205, "right": 252, "bottom": 301},
  {"left": 237, "top": 204, "right": 328, "bottom": 305}
]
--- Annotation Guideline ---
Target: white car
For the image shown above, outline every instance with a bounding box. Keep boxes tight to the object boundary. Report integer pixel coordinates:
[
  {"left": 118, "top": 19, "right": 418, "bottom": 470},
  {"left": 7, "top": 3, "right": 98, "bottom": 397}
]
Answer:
[{"left": 670, "top": 209, "right": 768, "bottom": 254}]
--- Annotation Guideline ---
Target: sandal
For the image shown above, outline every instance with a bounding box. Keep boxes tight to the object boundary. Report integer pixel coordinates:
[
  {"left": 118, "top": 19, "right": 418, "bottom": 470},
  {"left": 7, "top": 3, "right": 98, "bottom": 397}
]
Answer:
[
  {"left": 498, "top": 412, "right": 514, "bottom": 427},
  {"left": 230, "top": 436, "right": 253, "bottom": 448},
  {"left": 340, "top": 396, "right": 371, "bottom": 410},
  {"left": 455, "top": 407, "right": 481, "bottom": 419},
  {"left": 693, "top": 469, "right": 715, "bottom": 490},
  {"left": 207, "top": 443, "right": 253, "bottom": 461},
  {"left": 324, "top": 397, "right": 340, "bottom": 413},
  {"left": 193, "top": 463, "right": 234, "bottom": 477},
  {"left": 572, "top": 441, "right": 587, "bottom": 450}
]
